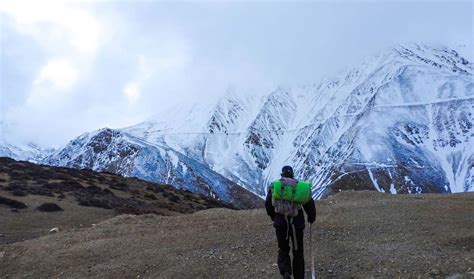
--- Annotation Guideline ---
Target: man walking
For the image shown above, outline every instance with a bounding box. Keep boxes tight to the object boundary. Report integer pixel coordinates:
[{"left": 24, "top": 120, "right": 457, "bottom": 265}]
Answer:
[{"left": 265, "top": 166, "right": 316, "bottom": 279}]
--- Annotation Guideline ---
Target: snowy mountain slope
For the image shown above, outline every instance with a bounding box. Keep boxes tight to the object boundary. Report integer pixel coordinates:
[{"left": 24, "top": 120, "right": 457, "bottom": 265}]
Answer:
[
  {"left": 121, "top": 44, "right": 473, "bottom": 197},
  {"left": 283, "top": 45, "right": 473, "bottom": 197},
  {"left": 0, "top": 139, "right": 52, "bottom": 163},
  {"left": 334, "top": 75, "right": 474, "bottom": 194},
  {"left": 44, "top": 128, "right": 262, "bottom": 208}
]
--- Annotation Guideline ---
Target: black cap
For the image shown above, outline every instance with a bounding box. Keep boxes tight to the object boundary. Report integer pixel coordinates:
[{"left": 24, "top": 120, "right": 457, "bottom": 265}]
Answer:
[{"left": 281, "top": 165, "right": 294, "bottom": 178}]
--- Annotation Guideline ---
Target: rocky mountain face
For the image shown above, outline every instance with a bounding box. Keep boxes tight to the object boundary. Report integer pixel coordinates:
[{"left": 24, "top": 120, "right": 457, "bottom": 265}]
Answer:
[{"left": 2, "top": 44, "right": 473, "bottom": 200}]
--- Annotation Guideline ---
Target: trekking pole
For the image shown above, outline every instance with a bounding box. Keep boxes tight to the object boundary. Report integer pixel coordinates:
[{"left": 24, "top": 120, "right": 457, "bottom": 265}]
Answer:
[{"left": 310, "top": 223, "right": 316, "bottom": 279}]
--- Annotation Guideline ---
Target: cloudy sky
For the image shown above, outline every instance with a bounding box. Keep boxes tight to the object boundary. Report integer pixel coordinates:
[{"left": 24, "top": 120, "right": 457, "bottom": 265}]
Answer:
[{"left": 0, "top": 0, "right": 472, "bottom": 148}]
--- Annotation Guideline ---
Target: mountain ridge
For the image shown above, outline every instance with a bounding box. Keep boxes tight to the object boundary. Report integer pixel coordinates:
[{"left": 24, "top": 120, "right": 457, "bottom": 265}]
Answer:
[{"left": 2, "top": 43, "right": 473, "bottom": 199}]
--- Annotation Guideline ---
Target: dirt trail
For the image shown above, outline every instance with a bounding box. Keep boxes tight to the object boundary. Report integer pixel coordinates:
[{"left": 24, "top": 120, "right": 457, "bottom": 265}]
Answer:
[{"left": 1, "top": 191, "right": 473, "bottom": 278}]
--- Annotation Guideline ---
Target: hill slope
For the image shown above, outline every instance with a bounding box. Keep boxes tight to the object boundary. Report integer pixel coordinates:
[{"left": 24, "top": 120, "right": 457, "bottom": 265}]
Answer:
[
  {"left": 0, "top": 157, "right": 262, "bottom": 244},
  {"left": 1, "top": 191, "right": 473, "bottom": 278}
]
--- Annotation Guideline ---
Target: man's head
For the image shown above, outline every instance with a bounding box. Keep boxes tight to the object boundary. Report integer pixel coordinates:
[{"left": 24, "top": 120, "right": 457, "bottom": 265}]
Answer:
[{"left": 281, "top": 165, "right": 294, "bottom": 178}]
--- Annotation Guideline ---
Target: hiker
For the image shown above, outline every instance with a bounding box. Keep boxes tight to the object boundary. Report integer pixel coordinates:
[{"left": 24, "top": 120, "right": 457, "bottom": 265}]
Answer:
[{"left": 265, "top": 166, "right": 316, "bottom": 279}]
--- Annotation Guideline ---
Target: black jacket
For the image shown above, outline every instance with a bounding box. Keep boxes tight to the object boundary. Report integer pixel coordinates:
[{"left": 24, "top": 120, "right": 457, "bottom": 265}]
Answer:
[{"left": 265, "top": 181, "right": 316, "bottom": 230}]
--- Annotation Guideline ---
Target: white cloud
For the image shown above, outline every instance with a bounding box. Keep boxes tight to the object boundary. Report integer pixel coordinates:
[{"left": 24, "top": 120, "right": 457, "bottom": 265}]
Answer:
[
  {"left": 1, "top": 0, "right": 102, "bottom": 107},
  {"left": 123, "top": 55, "right": 154, "bottom": 104},
  {"left": 34, "top": 59, "right": 79, "bottom": 90},
  {"left": 0, "top": 1, "right": 105, "bottom": 146},
  {"left": 0, "top": 0, "right": 101, "bottom": 54}
]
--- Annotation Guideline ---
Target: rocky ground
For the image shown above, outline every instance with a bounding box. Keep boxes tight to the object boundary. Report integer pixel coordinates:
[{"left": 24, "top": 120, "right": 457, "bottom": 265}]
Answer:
[{"left": 1, "top": 191, "right": 473, "bottom": 278}]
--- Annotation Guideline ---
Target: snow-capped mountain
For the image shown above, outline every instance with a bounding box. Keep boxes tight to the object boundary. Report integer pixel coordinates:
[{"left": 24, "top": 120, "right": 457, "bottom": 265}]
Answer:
[
  {"left": 119, "top": 44, "right": 473, "bottom": 197},
  {"left": 0, "top": 139, "right": 52, "bottom": 163},
  {"left": 5, "top": 43, "right": 473, "bottom": 200}
]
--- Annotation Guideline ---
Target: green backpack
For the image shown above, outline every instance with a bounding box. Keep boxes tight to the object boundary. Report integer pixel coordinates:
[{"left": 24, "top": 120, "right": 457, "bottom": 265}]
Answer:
[{"left": 272, "top": 180, "right": 312, "bottom": 204}]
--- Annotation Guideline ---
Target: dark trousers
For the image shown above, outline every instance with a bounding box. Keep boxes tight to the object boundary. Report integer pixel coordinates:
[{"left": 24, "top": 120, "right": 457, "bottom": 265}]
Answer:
[{"left": 275, "top": 223, "right": 305, "bottom": 278}]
